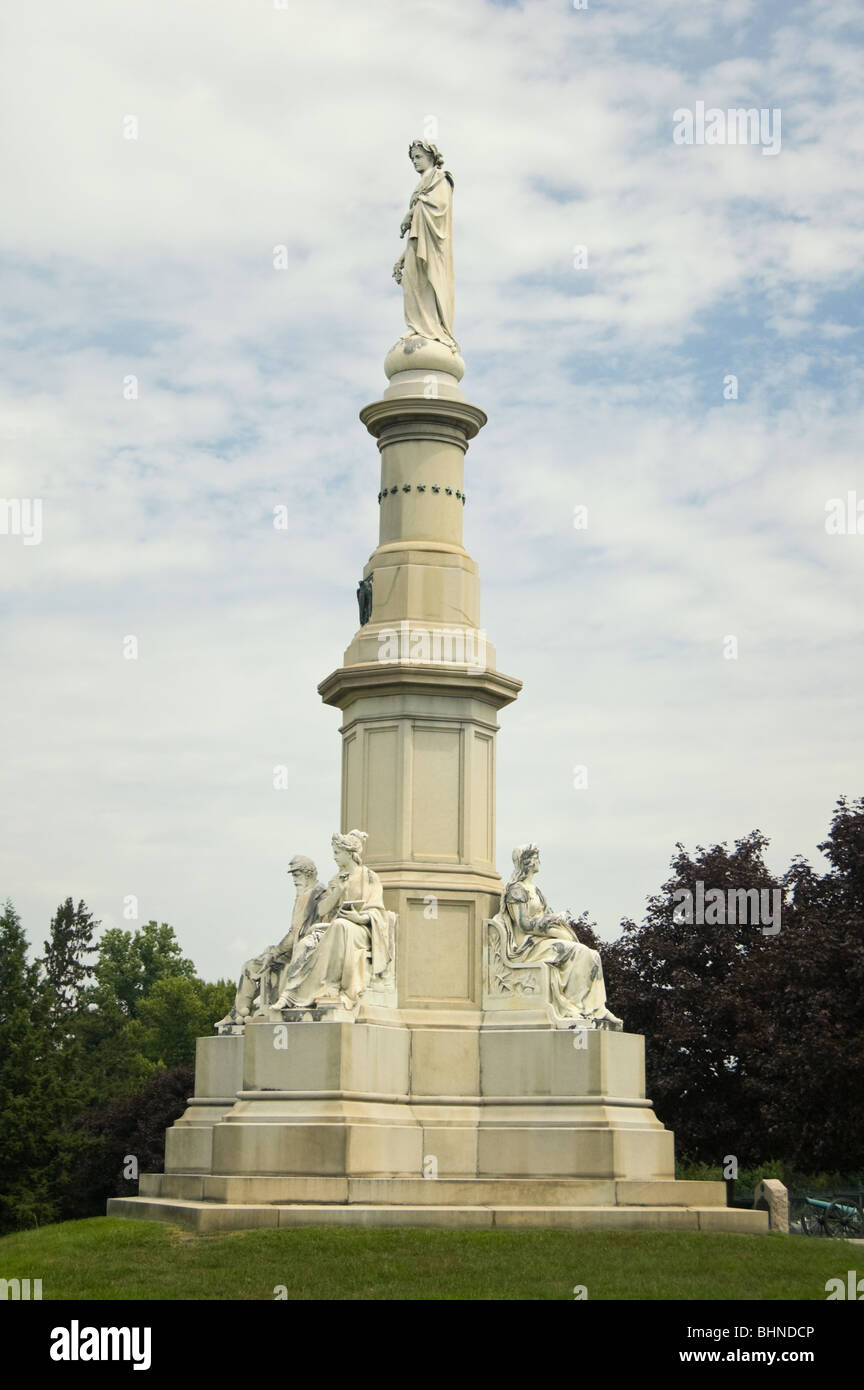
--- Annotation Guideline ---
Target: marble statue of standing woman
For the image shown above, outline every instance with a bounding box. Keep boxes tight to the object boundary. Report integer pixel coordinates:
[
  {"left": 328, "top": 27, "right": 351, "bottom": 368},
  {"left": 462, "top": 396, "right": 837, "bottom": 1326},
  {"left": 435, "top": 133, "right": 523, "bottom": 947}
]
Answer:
[
  {"left": 392, "top": 140, "right": 458, "bottom": 351},
  {"left": 491, "top": 844, "right": 623, "bottom": 1029}
]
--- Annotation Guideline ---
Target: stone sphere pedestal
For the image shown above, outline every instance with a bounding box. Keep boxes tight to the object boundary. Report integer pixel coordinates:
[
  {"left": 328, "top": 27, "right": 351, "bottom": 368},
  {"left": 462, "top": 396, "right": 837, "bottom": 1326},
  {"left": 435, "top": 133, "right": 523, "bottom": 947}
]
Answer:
[
  {"left": 382, "top": 336, "right": 466, "bottom": 402},
  {"left": 384, "top": 334, "right": 465, "bottom": 378}
]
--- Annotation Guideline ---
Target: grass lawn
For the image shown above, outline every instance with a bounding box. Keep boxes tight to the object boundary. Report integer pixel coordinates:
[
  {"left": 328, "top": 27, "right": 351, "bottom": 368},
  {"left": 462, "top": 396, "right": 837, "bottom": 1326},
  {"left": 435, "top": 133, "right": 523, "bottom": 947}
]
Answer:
[{"left": 0, "top": 1218, "right": 855, "bottom": 1300}]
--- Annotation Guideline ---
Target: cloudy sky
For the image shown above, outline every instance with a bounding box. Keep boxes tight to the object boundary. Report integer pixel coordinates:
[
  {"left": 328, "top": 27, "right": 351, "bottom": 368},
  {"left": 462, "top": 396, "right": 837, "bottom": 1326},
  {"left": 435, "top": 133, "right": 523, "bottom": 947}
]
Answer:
[{"left": 2, "top": 0, "right": 862, "bottom": 979}]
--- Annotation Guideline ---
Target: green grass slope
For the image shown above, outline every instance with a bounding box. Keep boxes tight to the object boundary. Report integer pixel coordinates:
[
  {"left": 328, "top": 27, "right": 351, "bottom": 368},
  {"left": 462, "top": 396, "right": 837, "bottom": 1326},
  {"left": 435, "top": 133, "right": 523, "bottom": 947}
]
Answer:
[{"left": 0, "top": 1218, "right": 856, "bottom": 1300}]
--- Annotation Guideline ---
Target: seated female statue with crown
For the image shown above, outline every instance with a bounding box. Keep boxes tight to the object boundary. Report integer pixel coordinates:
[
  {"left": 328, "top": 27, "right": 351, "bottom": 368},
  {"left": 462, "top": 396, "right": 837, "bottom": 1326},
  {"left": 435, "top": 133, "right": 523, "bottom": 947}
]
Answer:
[
  {"left": 271, "top": 829, "right": 393, "bottom": 1013},
  {"left": 490, "top": 843, "right": 622, "bottom": 1029}
]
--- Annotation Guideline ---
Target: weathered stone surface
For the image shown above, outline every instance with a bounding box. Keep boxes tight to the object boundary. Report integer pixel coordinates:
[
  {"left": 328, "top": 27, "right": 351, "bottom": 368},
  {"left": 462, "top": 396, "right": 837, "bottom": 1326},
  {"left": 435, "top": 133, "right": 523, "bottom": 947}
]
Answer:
[
  {"left": 108, "top": 1195, "right": 768, "bottom": 1236},
  {"left": 112, "top": 1022, "right": 771, "bottom": 1232},
  {"left": 754, "top": 1178, "right": 790, "bottom": 1233}
]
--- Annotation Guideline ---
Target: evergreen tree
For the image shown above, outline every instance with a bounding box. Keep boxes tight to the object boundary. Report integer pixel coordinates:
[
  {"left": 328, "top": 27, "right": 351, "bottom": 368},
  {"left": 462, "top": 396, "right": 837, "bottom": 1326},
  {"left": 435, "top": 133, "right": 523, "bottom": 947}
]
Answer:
[
  {"left": 0, "top": 900, "right": 56, "bottom": 1231},
  {"left": 38, "top": 897, "right": 98, "bottom": 1029}
]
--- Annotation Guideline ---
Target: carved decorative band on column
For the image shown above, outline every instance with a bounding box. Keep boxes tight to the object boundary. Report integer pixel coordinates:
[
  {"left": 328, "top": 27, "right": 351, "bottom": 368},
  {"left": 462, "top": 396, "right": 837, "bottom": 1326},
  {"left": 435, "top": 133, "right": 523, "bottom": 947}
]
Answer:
[{"left": 378, "top": 487, "right": 466, "bottom": 503}]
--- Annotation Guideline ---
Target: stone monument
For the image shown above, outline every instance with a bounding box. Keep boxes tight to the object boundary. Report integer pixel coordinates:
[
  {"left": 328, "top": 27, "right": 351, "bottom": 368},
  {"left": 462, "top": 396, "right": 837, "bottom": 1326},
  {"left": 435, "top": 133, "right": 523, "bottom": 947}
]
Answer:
[{"left": 110, "top": 141, "right": 767, "bottom": 1234}]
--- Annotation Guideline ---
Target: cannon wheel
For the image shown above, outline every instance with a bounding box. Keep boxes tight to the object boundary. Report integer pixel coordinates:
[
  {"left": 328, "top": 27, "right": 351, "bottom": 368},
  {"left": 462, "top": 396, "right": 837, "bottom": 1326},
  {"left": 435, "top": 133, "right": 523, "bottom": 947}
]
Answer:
[
  {"left": 824, "top": 1201, "right": 864, "bottom": 1239},
  {"left": 800, "top": 1206, "right": 823, "bottom": 1237}
]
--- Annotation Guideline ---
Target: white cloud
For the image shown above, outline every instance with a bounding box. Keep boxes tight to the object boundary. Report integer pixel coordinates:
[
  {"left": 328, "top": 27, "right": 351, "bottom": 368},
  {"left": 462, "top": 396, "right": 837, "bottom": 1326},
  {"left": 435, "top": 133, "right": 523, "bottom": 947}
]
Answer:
[{"left": 1, "top": 0, "right": 861, "bottom": 978}]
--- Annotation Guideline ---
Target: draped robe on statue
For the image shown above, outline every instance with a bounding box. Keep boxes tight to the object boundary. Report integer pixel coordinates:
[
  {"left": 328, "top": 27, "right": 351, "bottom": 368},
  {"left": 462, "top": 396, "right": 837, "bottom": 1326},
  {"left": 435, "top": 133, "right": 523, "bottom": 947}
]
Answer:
[
  {"left": 222, "top": 878, "right": 324, "bottom": 1022},
  {"left": 274, "top": 864, "right": 391, "bottom": 1008},
  {"left": 491, "top": 881, "right": 622, "bottom": 1028},
  {"left": 400, "top": 165, "right": 457, "bottom": 349}
]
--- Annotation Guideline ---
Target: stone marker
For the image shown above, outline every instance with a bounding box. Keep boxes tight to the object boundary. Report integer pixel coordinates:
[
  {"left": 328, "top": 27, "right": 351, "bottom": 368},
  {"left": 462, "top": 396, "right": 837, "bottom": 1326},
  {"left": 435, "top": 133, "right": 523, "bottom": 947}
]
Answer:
[{"left": 754, "top": 1179, "right": 789, "bottom": 1234}]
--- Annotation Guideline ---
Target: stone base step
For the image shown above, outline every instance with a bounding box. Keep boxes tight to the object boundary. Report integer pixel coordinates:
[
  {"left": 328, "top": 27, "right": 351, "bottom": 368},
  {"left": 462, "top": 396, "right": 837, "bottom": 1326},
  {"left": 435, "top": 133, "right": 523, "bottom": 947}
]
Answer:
[
  {"left": 108, "top": 1195, "right": 768, "bottom": 1235},
  {"left": 139, "top": 1173, "right": 729, "bottom": 1208}
]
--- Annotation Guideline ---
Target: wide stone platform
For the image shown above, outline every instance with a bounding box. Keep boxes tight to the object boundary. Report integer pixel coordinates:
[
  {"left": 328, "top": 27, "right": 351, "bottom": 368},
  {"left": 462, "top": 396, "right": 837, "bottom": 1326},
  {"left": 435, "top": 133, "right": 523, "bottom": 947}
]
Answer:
[
  {"left": 108, "top": 1020, "right": 769, "bottom": 1235},
  {"left": 109, "top": 1175, "right": 766, "bottom": 1234}
]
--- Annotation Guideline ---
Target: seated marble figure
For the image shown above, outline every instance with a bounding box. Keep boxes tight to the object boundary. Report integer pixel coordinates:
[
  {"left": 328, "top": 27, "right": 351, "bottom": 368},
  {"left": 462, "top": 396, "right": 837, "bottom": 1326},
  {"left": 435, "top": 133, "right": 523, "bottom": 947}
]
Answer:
[
  {"left": 216, "top": 855, "right": 325, "bottom": 1030},
  {"left": 271, "top": 829, "right": 394, "bottom": 1012},
  {"left": 490, "top": 843, "right": 623, "bottom": 1029}
]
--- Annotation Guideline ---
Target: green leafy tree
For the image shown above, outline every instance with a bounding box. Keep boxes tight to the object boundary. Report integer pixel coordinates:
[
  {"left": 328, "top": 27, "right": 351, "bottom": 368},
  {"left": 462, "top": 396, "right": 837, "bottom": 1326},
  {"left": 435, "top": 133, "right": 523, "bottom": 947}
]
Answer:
[
  {"left": 77, "top": 921, "right": 231, "bottom": 1104},
  {"left": 76, "top": 921, "right": 196, "bottom": 1106},
  {"left": 602, "top": 832, "right": 781, "bottom": 1163},
  {"left": 63, "top": 1064, "right": 195, "bottom": 1221},
  {"left": 86, "top": 920, "right": 196, "bottom": 1019},
  {"left": 739, "top": 797, "right": 864, "bottom": 1170},
  {"left": 1, "top": 902, "right": 236, "bottom": 1228},
  {"left": 139, "top": 975, "right": 234, "bottom": 1068}
]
